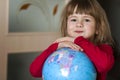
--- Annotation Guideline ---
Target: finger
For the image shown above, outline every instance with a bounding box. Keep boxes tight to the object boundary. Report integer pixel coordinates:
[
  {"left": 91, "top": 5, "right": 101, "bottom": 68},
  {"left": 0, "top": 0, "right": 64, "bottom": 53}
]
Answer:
[
  {"left": 71, "top": 43, "right": 84, "bottom": 51},
  {"left": 54, "top": 38, "right": 65, "bottom": 43},
  {"left": 68, "top": 43, "right": 79, "bottom": 51},
  {"left": 54, "top": 37, "right": 74, "bottom": 43},
  {"left": 73, "top": 43, "right": 84, "bottom": 51},
  {"left": 79, "top": 48, "right": 84, "bottom": 51}
]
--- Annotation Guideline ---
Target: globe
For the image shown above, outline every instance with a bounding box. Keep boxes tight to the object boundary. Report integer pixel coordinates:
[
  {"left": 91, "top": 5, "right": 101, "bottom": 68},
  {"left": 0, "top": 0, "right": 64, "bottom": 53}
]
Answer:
[{"left": 42, "top": 47, "right": 97, "bottom": 80}]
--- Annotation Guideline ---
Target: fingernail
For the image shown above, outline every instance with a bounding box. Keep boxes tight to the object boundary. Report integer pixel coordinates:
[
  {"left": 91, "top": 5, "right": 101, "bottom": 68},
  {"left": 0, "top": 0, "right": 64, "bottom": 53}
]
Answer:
[{"left": 81, "top": 49, "right": 84, "bottom": 51}]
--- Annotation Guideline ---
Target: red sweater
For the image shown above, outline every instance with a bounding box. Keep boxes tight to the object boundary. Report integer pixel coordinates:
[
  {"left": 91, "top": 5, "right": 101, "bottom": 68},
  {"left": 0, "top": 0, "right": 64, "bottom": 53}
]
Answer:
[{"left": 30, "top": 36, "right": 114, "bottom": 80}]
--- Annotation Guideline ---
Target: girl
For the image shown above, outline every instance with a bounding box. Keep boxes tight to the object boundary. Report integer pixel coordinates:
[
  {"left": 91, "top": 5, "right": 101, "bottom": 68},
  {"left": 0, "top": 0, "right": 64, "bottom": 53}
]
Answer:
[{"left": 30, "top": 0, "right": 115, "bottom": 80}]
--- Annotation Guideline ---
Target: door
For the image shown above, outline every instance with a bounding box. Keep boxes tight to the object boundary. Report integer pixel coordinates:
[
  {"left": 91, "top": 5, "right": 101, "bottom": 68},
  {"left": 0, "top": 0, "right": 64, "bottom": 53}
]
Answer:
[{"left": 0, "top": 0, "right": 68, "bottom": 79}]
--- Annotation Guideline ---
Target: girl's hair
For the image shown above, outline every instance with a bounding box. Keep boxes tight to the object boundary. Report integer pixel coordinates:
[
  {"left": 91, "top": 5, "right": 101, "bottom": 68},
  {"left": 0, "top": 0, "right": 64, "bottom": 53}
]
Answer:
[{"left": 60, "top": 0, "right": 114, "bottom": 46}]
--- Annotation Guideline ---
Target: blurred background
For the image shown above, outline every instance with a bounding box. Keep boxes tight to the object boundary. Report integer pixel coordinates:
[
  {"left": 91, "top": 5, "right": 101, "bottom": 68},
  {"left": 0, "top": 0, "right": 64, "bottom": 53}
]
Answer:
[{"left": 0, "top": 0, "right": 120, "bottom": 80}]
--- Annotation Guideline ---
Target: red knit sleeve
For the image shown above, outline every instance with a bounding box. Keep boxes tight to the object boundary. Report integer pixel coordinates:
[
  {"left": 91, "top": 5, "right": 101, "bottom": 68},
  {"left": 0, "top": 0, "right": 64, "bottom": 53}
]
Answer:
[
  {"left": 74, "top": 36, "right": 114, "bottom": 73},
  {"left": 29, "top": 43, "right": 58, "bottom": 77}
]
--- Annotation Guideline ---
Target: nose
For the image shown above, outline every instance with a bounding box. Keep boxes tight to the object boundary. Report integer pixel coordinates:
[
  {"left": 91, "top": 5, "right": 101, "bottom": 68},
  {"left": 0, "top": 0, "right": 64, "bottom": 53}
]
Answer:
[{"left": 76, "top": 21, "right": 83, "bottom": 28}]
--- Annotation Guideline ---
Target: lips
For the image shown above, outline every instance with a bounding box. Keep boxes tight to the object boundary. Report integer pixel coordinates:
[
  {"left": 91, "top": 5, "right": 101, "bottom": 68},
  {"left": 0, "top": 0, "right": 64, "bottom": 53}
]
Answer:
[{"left": 75, "top": 31, "right": 83, "bottom": 33}]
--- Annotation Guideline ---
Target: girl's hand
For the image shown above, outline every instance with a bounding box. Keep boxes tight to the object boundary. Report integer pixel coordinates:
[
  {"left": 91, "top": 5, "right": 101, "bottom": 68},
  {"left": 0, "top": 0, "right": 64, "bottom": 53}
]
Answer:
[
  {"left": 54, "top": 37, "right": 75, "bottom": 43},
  {"left": 54, "top": 37, "right": 83, "bottom": 51},
  {"left": 58, "top": 41, "right": 83, "bottom": 51}
]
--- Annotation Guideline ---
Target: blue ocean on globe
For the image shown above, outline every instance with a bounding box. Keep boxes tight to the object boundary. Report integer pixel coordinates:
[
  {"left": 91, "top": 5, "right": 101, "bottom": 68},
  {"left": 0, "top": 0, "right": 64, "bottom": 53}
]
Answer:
[{"left": 42, "top": 47, "right": 97, "bottom": 80}]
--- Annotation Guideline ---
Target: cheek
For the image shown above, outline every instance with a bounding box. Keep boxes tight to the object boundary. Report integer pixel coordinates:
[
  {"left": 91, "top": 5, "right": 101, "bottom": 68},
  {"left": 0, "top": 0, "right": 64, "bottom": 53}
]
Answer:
[
  {"left": 67, "top": 26, "right": 73, "bottom": 36},
  {"left": 85, "top": 26, "right": 96, "bottom": 33},
  {"left": 88, "top": 28, "right": 96, "bottom": 35},
  {"left": 67, "top": 21, "right": 76, "bottom": 27},
  {"left": 67, "top": 23, "right": 74, "bottom": 30},
  {"left": 67, "top": 27, "right": 72, "bottom": 34}
]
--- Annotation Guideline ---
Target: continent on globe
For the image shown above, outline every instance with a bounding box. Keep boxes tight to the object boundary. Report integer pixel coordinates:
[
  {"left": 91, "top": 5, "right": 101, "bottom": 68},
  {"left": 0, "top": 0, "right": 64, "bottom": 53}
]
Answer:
[{"left": 42, "top": 47, "right": 97, "bottom": 80}]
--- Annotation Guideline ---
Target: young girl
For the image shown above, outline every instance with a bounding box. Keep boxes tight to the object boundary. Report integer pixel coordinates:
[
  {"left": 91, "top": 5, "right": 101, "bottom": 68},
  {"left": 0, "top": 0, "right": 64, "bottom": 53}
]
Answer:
[{"left": 30, "top": 0, "right": 115, "bottom": 80}]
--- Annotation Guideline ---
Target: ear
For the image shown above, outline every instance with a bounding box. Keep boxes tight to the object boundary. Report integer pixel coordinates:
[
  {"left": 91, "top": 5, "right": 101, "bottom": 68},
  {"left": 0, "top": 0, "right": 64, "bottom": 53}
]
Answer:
[{"left": 95, "top": 30, "right": 98, "bottom": 35}]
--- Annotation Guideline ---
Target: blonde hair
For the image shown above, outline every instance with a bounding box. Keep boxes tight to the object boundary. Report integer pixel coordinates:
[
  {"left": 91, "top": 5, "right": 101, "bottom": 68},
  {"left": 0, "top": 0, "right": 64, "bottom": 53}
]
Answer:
[{"left": 60, "top": 0, "right": 114, "bottom": 46}]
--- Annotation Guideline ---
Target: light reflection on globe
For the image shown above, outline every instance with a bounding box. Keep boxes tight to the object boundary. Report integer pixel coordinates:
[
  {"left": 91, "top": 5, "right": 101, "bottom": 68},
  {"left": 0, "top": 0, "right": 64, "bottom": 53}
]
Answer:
[{"left": 42, "top": 47, "right": 97, "bottom": 80}]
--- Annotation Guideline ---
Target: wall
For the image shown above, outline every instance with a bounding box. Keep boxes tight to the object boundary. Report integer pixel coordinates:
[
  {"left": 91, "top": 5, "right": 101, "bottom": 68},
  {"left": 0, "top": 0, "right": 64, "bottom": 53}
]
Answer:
[
  {"left": 98, "top": 0, "right": 120, "bottom": 80},
  {"left": 7, "top": 52, "right": 42, "bottom": 80}
]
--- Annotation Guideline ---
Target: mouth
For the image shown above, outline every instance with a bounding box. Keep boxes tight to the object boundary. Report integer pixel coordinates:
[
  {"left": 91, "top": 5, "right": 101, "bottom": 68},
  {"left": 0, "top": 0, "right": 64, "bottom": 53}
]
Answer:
[{"left": 74, "top": 31, "right": 83, "bottom": 33}]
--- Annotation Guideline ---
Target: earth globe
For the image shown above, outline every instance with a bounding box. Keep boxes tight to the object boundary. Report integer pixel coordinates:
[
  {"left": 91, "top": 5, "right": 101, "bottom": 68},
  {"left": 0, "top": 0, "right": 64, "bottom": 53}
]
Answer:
[{"left": 42, "top": 47, "right": 97, "bottom": 80}]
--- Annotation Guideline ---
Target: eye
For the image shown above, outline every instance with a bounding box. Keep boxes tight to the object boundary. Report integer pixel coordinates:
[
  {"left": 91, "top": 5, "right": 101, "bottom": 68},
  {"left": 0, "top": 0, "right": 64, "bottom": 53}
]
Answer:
[
  {"left": 71, "top": 18, "right": 77, "bottom": 22},
  {"left": 85, "top": 19, "right": 91, "bottom": 22}
]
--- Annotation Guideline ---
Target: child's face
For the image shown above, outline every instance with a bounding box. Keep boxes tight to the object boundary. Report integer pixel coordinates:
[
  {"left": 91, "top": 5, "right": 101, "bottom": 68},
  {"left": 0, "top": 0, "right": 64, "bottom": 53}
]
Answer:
[{"left": 67, "top": 13, "right": 97, "bottom": 40}]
